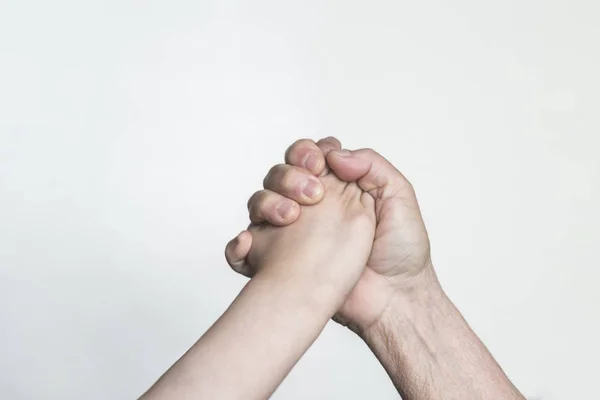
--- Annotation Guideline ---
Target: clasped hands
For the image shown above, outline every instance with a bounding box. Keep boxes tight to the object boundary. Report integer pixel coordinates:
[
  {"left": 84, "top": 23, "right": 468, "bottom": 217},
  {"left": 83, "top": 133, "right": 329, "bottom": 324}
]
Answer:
[
  {"left": 142, "top": 136, "right": 524, "bottom": 400},
  {"left": 225, "top": 136, "right": 435, "bottom": 335}
]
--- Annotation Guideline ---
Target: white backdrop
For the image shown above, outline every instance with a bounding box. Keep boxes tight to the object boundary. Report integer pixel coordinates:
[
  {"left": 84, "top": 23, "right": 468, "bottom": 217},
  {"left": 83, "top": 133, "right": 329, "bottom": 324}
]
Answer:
[{"left": 1, "top": 1, "right": 598, "bottom": 399}]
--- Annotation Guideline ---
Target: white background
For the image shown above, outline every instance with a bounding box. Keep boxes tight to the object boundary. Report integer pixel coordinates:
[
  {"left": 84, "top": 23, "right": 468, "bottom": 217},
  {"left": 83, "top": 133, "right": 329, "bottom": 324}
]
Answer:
[{"left": 1, "top": 1, "right": 598, "bottom": 399}]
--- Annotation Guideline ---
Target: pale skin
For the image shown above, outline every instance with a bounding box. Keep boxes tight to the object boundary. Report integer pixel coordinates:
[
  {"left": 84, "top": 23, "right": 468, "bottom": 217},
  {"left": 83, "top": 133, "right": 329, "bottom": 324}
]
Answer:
[
  {"left": 226, "top": 137, "right": 525, "bottom": 399},
  {"left": 140, "top": 168, "right": 376, "bottom": 399}
]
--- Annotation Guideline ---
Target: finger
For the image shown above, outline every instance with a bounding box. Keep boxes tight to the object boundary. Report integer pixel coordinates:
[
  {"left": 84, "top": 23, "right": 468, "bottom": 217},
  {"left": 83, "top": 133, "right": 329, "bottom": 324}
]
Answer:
[
  {"left": 247, "top": 189, "right": 301, "bottom": 225},
  {"left": 225, "top": 230, "right": 254, "bottom": 278},
  {"left": 315, "top": 136, "right": 342, "bottom": 156},
  {"left": 284, "top": 138, "right": 326, "bottom": 176},
  {"left": 326, "top": 148, "right": 414, "bottom": 199},
  {"left": 315, "top": 136, "right": 343, "bottom": 176},
  {"left": 263, "top": 164, "right": 324, "bottom": 204}
]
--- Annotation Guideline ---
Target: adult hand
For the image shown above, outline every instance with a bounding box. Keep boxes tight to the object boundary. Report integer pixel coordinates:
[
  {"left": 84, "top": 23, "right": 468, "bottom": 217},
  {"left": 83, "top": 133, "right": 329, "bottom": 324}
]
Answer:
[{"left": 225, "top": 137, "right": 433, "bottom": 334}]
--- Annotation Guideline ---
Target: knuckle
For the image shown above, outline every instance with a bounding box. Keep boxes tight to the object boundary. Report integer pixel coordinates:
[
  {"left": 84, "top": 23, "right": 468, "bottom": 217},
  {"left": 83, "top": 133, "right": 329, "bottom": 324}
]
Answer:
[
  {"left": 247, "top": 190, "right": 262, "bottom": 210},
  {"left": 293, "top": 138, "right": 315, "bottom": 147},
  {"left": 249, "top": 193, "right": 267, "bottom": 218},
  {"left": 317, "top": 136, "right": 341, "bottom": 150},
  {"left": 320, "top": 136, "right": 341, "bottom": 145},
  {"left": 263, "top": 164, "right": 281, "bottom": 187},
  {"left": 286, "top": 138, "right": 316, "bottom": 160},
  {"left": 291, "top": 138, "right": 316, "bottom": 151},
  {"left": 286, "top": 139, "right": 319, "bottom": 165}
]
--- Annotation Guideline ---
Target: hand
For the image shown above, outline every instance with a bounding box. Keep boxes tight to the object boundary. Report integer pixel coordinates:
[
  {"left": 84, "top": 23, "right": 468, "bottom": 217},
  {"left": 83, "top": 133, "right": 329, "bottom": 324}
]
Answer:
[
  {"left": 226, "top": 137, "right": 434, "bottom": 334},
  {"left": 143, "top": 166, "right": 375, "bottom": 400},
  {"left": 229, "top": 163, "right": 376, "bottom": 314}
]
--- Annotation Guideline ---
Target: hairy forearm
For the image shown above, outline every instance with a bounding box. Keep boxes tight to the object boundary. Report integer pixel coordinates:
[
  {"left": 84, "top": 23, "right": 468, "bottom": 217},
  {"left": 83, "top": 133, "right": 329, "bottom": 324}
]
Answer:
[
  {"left": 141, "top": 271, "right": 338, "bottom": 400},
  {"left": 362, "top": 267, "right": 524, "bottom": 400}
]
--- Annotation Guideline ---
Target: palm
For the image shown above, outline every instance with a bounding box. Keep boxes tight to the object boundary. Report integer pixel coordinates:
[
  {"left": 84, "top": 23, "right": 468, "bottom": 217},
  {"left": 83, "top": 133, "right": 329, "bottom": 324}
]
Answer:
[{"left": 335, "top": 193, "right": 431, "bottom": 333}]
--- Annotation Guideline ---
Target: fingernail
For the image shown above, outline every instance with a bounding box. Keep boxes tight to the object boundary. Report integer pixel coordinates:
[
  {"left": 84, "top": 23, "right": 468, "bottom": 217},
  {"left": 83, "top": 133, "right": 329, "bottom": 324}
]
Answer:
[
  {"left": 303, "top": 179, "right": 322, "bottom": 198},
  {"left": 332, "top": 149, "right": 352, "bottom": 157},
  {"left": 277, "top": 201, "right": 294, "bottom": 219},
  {"left": 303, "top": 153, "right": 320, "bottom": 173}
]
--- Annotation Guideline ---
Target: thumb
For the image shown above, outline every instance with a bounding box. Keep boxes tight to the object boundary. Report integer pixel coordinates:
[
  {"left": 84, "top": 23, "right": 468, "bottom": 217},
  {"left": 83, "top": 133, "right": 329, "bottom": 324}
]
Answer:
[
  {"left": 326, "top": 148, "right": 414, "bottom": 199},
  {"left": 224, "top": 230, "right": 254, "bottom": 278}
]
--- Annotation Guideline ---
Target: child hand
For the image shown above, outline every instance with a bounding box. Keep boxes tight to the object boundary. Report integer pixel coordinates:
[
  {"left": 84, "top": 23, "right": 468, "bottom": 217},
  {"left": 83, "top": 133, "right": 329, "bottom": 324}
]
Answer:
[{"left": 237, "top": 172, "right": 376, "bottom": 313}]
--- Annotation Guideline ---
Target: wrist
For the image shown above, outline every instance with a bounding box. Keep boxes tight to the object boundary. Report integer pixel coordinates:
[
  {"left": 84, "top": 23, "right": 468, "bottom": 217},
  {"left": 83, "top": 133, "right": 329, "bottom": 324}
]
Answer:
[
  {"left": 252, "top": 268, "right": 347, "bottom": 320},
  {"left": 360, "top": 263, "right": 446, "bottom": 342},
  {"left": 358, "top": 265, "right": 525, "bottom": 399}
]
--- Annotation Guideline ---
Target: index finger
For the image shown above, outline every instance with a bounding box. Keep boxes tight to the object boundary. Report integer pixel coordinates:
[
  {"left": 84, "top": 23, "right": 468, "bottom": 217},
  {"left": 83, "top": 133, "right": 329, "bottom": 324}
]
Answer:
[{"left": 284, "top": 138, "right": 326, "bottom": 176}]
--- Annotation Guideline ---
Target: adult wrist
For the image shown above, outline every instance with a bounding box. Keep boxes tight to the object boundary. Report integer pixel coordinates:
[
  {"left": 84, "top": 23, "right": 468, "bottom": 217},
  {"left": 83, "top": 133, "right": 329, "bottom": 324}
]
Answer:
[
  {"left": 361, "top": 263, "right": 446, "bottom": 343},
  {"left": 358, "top": 264, "right": 525, "bottom": 400}
]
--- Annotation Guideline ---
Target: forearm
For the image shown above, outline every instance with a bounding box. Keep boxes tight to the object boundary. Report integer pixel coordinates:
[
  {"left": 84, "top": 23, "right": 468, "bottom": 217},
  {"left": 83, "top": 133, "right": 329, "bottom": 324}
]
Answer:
[
  {"left": 362, "top": 267, "right": 524, "bottom": 400},
  {"left": 141, "top": 271, "right": 339, "bottom": 400}
]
